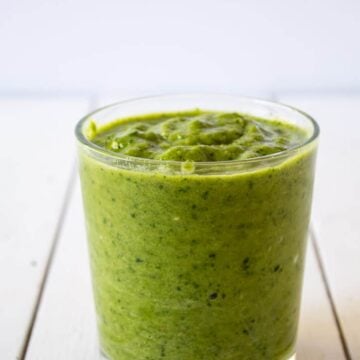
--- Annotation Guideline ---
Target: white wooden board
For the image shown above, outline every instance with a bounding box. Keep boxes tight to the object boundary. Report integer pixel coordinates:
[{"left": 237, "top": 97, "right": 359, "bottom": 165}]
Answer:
[
  {"left": 0, "top": 98, "right": 89, "bottom": 359},
  {"left": 25, "top": 183, "right": 98, "bottom": 360},
  {"left": 280, "top": 93, "right": 360, "bottom": 359},
  {"left": 296, "top": 238, "right": 344, "bottom": 359}
]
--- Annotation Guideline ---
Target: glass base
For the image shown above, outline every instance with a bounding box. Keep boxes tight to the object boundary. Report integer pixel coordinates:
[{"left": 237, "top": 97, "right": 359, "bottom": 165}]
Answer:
[{"left": 99, "top": 350, "right": 296, "bottom": 359}]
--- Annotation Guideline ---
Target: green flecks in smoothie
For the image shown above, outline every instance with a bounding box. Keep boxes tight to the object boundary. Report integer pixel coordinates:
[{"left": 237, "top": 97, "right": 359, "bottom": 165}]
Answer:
[
  {"left": 201, "top": 191, "right": 210, "bottom": 200},
  {"left": 91, "top": 110, "right": 307, "bottom": 162},
  {"left": 242, "top": 257, "right": 251, "bottom": 272}
]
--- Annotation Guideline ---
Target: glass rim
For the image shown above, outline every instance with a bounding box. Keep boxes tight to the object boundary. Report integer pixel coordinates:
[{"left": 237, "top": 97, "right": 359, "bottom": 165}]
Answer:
[{"left": 75, "top": 93, "right": 320, "bottom": 167}]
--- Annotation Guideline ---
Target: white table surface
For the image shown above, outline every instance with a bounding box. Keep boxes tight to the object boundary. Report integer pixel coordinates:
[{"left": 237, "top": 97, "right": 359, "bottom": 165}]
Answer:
[{"left": 1, "top": 93, "right": 359, "bottom": 360}]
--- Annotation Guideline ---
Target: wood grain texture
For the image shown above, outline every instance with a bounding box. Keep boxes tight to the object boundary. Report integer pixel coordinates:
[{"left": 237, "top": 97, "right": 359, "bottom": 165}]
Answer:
[
  {"left": 280, "top": 93, "right": 360, "bottom": 359},
  {"left": 0, "top": 98, "right": 89, "bottom": 359}
]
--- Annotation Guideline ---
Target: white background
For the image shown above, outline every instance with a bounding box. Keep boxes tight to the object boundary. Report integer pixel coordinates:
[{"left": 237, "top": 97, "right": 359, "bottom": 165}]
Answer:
[{"left": 1, "top": 0, "right": 359, "bottom": 97}]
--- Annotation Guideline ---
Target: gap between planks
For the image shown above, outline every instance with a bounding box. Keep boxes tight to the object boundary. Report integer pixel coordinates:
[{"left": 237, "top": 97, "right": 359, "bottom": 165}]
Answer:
[
  {"left": 16, "top": 96, "right": 97, "bottom": 360},
  {"left": 18, "top": 164, "right": 77, "bottom": 360},
  {"left": 310, "top": 225, "right": 352, "bottom": 360}
]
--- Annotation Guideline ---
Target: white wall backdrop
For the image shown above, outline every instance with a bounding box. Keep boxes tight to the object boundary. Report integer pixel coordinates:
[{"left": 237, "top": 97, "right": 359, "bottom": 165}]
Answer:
[{"left": 0, "top": 0, "right": 359, "bottom": 96}]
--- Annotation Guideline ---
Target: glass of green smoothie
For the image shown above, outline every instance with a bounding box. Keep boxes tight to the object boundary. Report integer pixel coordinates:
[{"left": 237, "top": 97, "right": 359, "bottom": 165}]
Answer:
[{"left": 75, "top": 94, "right": 319, "bottom": 360}]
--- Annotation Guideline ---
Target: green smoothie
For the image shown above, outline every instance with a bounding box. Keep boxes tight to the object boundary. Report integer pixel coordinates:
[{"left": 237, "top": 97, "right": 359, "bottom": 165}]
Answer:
[{"left": 77, "top": 107, "right": 318, "bottom": 360}]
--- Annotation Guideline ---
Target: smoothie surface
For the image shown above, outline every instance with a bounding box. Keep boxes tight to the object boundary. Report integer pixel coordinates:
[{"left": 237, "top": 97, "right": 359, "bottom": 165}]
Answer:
[{"left": 89, "top": 110, "right": 307, "bottom": 161}]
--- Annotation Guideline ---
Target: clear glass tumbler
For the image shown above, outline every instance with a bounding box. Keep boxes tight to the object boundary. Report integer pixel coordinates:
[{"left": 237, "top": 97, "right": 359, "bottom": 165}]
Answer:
[{"left": 75, "top": 94, "right": 319, "bottom": 360}]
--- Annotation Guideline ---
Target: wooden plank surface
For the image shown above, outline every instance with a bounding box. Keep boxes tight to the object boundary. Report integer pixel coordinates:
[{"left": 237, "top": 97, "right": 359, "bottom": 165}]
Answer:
[
  {"left": 25, "top": 183, "right": 98, "bottom": 360},
  {"left": 280, "top": 93, "right": 360, "bottom": 359},
  {"left": 0, "top": 98, "right": 89, "bottom": 359},
  {"left": 296, "top": 238, "right": 344, "bottom": 359}
]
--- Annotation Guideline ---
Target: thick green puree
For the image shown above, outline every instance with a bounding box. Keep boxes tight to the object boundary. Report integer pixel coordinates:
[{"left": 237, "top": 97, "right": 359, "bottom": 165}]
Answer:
[
  {"left": 91, "top": 110, "right": 306, "bottom": 161},
  {"left": 78, "top": 110, "right": 317, "bottom": 360}
]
